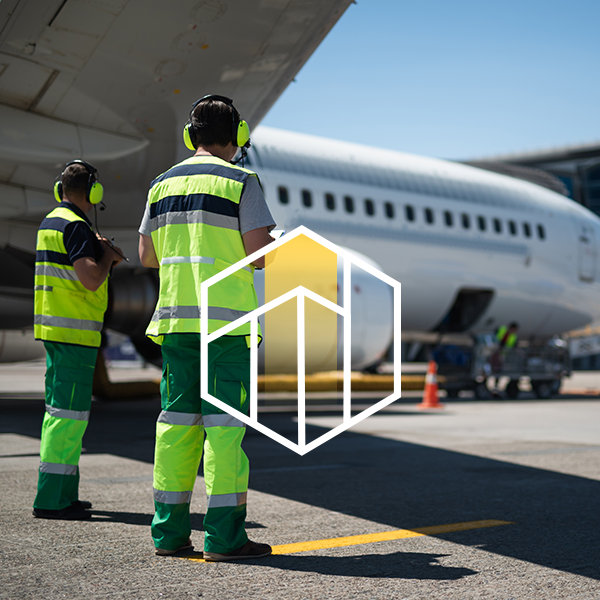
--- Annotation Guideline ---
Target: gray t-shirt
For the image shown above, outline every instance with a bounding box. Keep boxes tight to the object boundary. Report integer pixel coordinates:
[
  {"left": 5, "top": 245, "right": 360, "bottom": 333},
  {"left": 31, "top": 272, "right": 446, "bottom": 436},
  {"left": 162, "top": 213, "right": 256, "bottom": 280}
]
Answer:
[{"left": 138, "top": 174, "right": 275, "bottom": 236}]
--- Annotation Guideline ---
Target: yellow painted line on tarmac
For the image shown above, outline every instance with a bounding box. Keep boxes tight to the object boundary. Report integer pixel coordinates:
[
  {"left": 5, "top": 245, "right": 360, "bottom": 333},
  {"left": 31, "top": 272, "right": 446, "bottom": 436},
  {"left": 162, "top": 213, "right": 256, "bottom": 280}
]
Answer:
[{"left": 182, "top": 519, "right": 513, "bottom": 563}]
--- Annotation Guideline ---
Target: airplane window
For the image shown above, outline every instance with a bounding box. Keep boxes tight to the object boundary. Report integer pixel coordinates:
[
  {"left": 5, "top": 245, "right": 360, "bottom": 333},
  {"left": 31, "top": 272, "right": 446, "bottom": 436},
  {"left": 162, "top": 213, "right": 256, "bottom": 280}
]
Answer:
[
  {"left": 278, "top": 186, "right": 289, "bottom": 205},
  {"left": 424, "top": 207, "right": 434, "bottom": 224},
  {"left": 523, "top": 222, "right": 531, "bottom": 238},
  {"left": 301, "top": 189, "right": 312, "bottom": 208},
  {"left": 364, "top": 198, "right": 375, "bottom": 216},
  {"left": 537, "top": 224, "right": 546, "bottom": 240},
  {"left": 493, "top": 218, "right": 502, "bottom": 233},
  {"left": 461, "top": 213, "right": 471, "bottom": 229},
  {"left": 508, "top": 220, "right": 517, "bottom": 235},
  {"left": 444, "top": 211, "right": 453, "bottom": 227},
  {"left": 344, "top": 195, "right": 355, "bottom": 213},
  {"left": 477, "top": 216, "right": 487, "bottom": 231},
  {"left": 384, "top": 202, "right": 395, "bottom": 219},
  {"left": 325, "top": 193, "right": 335, "bottom": 211},
  {"left": 405, "top": 205, "right": 415, "bottom": 222}
]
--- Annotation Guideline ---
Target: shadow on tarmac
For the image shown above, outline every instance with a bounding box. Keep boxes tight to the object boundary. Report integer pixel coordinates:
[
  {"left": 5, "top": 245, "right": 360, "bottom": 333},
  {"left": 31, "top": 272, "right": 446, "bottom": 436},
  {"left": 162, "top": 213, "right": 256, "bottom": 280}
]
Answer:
[
  {"left": 1, "top": 398, "right": 599, "bottom": 581},
  {"left": 264, "top": 551, "right": 476, "bottom": 580}
]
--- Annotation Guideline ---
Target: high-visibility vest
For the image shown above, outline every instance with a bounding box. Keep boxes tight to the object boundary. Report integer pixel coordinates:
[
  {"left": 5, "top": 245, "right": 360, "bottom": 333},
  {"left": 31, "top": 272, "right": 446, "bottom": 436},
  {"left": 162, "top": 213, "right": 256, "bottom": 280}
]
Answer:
[
  {"left": 145, "top": 155, "right": 261, "bottom": 344},
  {"left": 496, "top": 325, "right": 517, "bottom": 348},
  {"left": 34, "top": 204, "right": 108, "bottom": 348}
]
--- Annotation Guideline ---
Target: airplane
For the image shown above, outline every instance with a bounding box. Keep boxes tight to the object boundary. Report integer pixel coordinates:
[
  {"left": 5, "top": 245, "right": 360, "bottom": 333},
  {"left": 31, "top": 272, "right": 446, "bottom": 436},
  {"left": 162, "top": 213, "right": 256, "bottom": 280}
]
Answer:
[{"left": 1, "top": 0, "right": 599, "bottom": 378}]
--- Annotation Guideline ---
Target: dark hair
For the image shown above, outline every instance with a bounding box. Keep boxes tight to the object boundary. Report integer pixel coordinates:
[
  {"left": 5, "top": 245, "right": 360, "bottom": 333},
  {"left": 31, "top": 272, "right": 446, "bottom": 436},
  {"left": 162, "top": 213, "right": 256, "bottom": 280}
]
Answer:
[
  {"left": 189, "top": 98, "right": 236, "bottom": 148},
  {"left": 61, "top": 163, "right": 94, "bottom": 199}
]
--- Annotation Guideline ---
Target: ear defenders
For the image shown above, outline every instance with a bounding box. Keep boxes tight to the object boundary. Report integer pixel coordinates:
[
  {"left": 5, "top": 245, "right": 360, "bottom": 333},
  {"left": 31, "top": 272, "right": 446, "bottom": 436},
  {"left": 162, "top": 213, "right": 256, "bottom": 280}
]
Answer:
[
  {"left": 183, "top": 94, "right": 250, "bottom": 151},
  {"left": 54, "top": 160, "right": 104, "bottom": 205}
]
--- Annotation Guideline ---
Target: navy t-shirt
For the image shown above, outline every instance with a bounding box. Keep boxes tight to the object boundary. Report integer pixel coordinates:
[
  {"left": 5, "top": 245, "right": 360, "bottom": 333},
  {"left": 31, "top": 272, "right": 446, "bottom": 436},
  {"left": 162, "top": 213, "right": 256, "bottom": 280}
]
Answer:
[{"left": 60, "top": 202, "right": 104, "bottom": 264}]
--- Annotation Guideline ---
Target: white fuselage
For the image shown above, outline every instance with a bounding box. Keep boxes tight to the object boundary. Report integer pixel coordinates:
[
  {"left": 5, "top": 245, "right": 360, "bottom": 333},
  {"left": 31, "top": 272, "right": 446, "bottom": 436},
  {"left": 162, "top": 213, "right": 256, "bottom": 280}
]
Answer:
[{"left": 248, "top": 127, "right": 600, "bottom": 338}]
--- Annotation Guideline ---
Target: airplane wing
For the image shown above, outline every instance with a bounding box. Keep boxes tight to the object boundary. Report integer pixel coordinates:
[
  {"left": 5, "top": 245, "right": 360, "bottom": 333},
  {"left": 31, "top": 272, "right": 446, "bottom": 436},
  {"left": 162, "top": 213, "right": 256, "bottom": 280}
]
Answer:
[
  {"left": 0, "top": 0, "right": 353, "bottom": 333},
  {"left": 0, "top": 0, "right": 352, "bottom": 134}
]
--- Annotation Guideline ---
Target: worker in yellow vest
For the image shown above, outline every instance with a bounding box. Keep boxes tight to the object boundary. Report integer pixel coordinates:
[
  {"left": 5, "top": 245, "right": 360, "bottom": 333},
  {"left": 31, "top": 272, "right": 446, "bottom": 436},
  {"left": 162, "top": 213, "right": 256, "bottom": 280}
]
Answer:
[
  {"left": 138, "top": 95, "right": 275, "bottom": 560},
  {"left": 496, "top": 322, "right": 519, "bottom": 348},
  {"left": 33, "top": 160, "right": 123, "bottom": 520}
]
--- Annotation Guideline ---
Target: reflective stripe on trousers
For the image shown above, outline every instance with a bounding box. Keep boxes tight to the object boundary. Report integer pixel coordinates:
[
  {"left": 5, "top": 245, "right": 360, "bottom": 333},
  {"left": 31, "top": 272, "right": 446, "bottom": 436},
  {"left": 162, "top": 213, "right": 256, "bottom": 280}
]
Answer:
[
  {"left": 39, "top": 462, "right": 78, "bottom": 476},
  {"left": 153, "top": 489, "right": 193, "bottom": 505},
  {"left": 157, "top": 411, "right": 202, "bottom": 426},
  {"left": 203, "top": 414, "right": 244, "bottom": 428},
  {"left": 207, "top": 491, "right": 247, "bottom": 509},
  {"left": 45, "top": 404, "right": 90, "bottom": 421}
]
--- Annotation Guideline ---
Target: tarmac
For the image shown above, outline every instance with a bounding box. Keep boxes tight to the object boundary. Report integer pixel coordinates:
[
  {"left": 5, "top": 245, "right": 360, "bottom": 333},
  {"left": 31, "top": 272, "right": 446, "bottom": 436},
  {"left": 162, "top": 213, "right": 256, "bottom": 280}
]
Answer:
[{"left": 1, "top": 361, "right": 600, "bottom": 599}]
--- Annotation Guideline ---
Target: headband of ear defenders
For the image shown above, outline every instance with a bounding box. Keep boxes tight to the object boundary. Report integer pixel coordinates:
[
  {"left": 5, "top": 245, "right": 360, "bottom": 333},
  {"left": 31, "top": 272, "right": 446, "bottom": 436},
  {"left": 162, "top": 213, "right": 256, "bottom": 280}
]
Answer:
[
  {"left": 53, "top": 160, "right": 104, "bottom": 205},
  {"left": 183, "top": 95, "right": 250, "bottom": 151}
]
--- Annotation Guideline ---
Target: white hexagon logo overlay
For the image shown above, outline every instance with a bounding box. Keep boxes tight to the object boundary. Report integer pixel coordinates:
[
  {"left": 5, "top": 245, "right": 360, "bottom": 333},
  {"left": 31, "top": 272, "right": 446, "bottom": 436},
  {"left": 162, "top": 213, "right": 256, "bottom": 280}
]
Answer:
[{"left": 201, "top": 226, "right": 401, "bottom": 455}]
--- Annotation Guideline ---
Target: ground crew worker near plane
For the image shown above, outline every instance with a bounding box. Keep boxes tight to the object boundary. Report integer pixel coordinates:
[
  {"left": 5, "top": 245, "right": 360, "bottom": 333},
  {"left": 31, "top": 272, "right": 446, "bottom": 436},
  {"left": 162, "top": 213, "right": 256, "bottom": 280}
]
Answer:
[
  {"left": 32, "top": 160, "right": 123, "bottom": 520},
  {"left": 138, "top": 95, "right": 275, "bottom": 560}
]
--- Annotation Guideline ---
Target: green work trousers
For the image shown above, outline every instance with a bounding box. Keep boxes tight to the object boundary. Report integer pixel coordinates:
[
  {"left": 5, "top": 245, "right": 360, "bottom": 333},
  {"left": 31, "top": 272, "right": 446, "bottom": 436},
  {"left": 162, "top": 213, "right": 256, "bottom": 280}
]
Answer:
[
  {"left": 33, "top": 341, "right": 97, "bottom": 511},
  {"left": 152, "top": 334, "right": 250, "bottom": 554}
]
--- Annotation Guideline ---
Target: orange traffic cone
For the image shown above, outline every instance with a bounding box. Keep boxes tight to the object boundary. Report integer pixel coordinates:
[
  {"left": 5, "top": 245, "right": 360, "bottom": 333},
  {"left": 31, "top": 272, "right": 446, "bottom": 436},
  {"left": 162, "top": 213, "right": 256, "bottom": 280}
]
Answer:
[{"left": 417, "top": 360, "right": 444, "bottom": 409}]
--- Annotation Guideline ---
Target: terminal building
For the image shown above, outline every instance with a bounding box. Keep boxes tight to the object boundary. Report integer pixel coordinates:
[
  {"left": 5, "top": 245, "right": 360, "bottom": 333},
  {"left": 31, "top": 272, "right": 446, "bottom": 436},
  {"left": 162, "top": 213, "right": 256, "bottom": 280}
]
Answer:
[{"left": 466, "top": 142, "right": 600, "bottom": 370}]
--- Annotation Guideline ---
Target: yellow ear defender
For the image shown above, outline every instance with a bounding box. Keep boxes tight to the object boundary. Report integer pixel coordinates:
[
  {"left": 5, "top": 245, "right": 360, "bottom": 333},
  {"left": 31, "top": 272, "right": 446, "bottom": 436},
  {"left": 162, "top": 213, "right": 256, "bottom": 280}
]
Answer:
[
  {"left": 54, "top": 160, "right": 104, "bottom": 204},
  {"left": 182, "top": 94, "right": 250, "bottom": 150}
]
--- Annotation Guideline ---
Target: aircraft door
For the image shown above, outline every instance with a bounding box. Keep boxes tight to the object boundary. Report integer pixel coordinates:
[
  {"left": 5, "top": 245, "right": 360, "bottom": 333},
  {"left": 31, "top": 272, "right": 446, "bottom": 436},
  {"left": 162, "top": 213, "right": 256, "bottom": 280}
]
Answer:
[{"left": 576, "top": 220, "right": 596, "bottom": 282}]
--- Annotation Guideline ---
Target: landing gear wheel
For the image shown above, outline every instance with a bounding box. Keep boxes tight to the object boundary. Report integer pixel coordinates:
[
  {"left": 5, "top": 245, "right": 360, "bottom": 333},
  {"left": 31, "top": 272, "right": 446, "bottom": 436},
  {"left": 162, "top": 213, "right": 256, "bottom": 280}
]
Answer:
[
  {"left": 532, "top": 380, "right": 553, "bottom": 400},
  {"left": 474, "top": 382, "right": 491, "bottom": 400},
  {"left": 505, "top": 380, "right": 520, "bottom": 399}
]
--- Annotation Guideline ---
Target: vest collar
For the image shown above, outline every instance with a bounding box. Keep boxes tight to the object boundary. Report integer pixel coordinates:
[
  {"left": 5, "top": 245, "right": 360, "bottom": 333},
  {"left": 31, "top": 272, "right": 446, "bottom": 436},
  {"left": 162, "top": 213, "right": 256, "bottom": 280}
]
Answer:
[{"left": 59, "top": 201, "right": 92, "bottom": 226}]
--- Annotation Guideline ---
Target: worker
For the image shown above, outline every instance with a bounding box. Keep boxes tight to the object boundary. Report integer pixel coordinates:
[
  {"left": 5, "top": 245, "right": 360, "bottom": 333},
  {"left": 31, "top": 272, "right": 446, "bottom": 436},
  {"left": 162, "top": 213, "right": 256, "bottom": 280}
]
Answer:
[
  {"left": 32, "top": 160, "right": 123, "bottom": 520},
  {"left": 138, "top": 95, "right": 275, "bottom": 560},
  {"left": 496, "top": 322, "right": 519, "bottom": 348},
  {"left": 490, "top": 322, "right": 519, "bottom": 393}
]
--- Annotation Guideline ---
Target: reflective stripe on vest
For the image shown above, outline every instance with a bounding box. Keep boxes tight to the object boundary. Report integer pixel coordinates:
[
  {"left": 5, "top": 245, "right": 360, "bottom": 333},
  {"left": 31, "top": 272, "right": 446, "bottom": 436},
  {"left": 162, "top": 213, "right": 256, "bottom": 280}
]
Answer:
[
  {"left": 34, "top": 204, "right": 108, "bottom": 348},
  {"left": 150, "top": 306, "right": 250, "bottom": 322},
  {"left": 34, "top": 264, "right": 78, "bottom": 281},
  {"left": 45, "top": 404, "right": 90, "bottom": 421},
  {"left": 145, "top": 156, "right": 261, "bottom": 342},
  {"left": 39, "top": 462, "right": 78, "bottom": 476},
  {"left": 35, "top": 315, "right": 103, "bottom": 332},
  {"left": 151, "top": 210, "right": 239, "bottom": 231},
  {"left": 153, "top": 489, "right": 192, "bottom": 505},
  {"left": 207, "top": 491, "right": 247, "bottom": 509}
]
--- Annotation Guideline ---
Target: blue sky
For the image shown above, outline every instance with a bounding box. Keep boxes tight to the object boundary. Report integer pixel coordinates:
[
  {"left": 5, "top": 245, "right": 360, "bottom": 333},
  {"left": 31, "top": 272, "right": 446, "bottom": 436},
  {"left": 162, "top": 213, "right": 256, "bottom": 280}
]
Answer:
[{"left": 261, "top": 0, "right": 600, "bottom": 160}]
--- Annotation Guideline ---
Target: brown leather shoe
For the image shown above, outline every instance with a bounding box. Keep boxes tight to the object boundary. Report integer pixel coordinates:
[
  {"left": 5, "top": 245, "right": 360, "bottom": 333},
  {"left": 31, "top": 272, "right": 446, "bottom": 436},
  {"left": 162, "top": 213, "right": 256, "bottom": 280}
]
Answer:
[{"left": 204, "top": 540, "right": 272, "bottom": 562}]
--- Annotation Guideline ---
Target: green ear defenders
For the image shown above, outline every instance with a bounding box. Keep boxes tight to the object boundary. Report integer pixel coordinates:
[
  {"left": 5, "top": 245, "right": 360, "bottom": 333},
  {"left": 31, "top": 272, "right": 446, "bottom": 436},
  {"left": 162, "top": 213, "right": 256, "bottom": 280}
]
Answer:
[
  {"left": 54, "top": 160, "right": 104, "bottom": 205},
  {"left": 183, "top": 94, "right": 250, "bottom": 151}
]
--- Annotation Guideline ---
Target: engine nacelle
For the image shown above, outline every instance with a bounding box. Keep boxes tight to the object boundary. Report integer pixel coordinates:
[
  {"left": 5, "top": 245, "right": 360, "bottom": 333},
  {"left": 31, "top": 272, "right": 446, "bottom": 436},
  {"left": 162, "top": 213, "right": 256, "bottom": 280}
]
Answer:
[{"left": 104, "top": 268, "right": 158, "bottom": 338}]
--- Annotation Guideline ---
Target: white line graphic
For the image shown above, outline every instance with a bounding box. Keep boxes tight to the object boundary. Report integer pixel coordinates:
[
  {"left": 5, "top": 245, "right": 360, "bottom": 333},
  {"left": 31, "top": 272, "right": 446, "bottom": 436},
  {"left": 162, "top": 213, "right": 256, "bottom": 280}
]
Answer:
[{"left": 200, "top": 226, "right": 401, "bottom": 455}]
